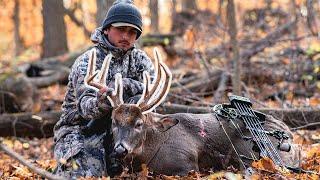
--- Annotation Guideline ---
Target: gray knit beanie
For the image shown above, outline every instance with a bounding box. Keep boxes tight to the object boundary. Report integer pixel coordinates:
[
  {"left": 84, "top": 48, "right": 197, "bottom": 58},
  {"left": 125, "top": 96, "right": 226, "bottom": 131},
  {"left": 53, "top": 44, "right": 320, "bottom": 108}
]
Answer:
[{"left": 102, "top": 0, "right": 142, "bottom": 39}]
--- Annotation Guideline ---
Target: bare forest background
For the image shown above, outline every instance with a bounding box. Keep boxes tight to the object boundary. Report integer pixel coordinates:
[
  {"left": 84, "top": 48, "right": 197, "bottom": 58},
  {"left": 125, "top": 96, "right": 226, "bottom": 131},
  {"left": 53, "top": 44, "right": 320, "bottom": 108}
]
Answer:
[{"left": 0, "top": 0, "right": 319, "bottom": 179}]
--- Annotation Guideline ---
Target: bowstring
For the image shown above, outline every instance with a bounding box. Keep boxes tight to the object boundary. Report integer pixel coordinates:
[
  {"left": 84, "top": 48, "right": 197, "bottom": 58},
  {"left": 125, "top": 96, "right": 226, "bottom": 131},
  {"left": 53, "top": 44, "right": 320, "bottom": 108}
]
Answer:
[
  {"left": 235, "top": 102, "right": 283, "bottom": 165},
  {"left": 214, "top": 113, "right": 247, "bottom": 170}
]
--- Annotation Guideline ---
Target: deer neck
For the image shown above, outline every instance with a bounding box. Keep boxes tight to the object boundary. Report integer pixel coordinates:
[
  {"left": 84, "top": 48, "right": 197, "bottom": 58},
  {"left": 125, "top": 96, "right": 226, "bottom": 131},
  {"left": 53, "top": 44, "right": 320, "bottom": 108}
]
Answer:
[{"left": 134, "top": 113, "right": 171, "bottom": 165}]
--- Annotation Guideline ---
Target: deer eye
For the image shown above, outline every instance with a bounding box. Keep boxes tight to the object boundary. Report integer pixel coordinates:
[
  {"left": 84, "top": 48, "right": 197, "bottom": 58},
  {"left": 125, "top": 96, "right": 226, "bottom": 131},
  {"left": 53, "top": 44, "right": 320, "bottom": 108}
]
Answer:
[
  {"left": 135, "top": 120, "right": 143, "bottom": 129},
  {"left": 112, "top": 120, "right": 117, "bottom": 127}
]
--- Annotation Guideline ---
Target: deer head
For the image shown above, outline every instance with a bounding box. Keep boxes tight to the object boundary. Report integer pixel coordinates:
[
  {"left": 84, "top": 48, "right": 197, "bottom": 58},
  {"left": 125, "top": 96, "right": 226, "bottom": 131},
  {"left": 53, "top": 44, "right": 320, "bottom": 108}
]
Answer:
[{"left": 85, "top": 48, "right": 173, "bottom": 158}]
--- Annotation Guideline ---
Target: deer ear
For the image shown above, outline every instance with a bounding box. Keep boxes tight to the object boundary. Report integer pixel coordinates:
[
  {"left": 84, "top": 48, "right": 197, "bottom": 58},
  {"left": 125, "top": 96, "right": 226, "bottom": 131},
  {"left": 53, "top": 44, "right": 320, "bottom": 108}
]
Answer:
[{"left": 154, "top": 117, "right": 179, "bottom": 132}]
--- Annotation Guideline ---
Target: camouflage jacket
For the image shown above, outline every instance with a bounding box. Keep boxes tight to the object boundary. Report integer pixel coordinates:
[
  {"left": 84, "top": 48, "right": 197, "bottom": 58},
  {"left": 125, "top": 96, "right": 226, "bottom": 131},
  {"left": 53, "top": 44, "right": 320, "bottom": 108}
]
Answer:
[{"left": 53, "top": 27, "right": 155, "bottom": 144}]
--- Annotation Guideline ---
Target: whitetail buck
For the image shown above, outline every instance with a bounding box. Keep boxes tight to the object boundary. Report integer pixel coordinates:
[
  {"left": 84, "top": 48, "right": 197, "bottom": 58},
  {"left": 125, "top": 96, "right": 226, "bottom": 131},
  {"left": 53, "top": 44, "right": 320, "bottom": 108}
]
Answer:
[{"left": 85, "top": 48, "right": 298, "bottom": 176}]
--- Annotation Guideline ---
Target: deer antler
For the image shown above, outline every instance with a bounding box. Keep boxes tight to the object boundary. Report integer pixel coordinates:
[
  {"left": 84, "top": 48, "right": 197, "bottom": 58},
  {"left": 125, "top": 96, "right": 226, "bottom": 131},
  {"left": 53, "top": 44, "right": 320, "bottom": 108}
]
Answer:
[
  {"left": 85, "top": 48, "right": 171, "bottom": 111},
  {"left": 137, "top": 48, "right": 172, "bottom": 114},
  {"left": 84, "top": 48, "right": 112, "bottom": 90},
  {"left": 107, "top": 73, "right": 124, "bottom": 108},
  {"left": 84, "top": 49, "right": 123, "bottom": 108}
]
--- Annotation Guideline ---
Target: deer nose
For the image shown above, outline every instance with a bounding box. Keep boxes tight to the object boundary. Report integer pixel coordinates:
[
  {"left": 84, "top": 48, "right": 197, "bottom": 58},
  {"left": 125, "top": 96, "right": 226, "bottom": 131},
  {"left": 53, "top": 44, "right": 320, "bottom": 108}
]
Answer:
[{"left": 114, "top": 143, "right": 128, "bottom": 158}]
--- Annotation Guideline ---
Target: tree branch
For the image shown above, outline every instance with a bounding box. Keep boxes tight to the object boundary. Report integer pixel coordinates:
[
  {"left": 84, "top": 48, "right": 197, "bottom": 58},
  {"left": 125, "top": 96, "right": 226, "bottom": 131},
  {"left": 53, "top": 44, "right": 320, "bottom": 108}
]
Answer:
[
  {"left": 0, "top": 142, "right": 66, "bottom": 180},
  {"left": 64, "top": 7, "right": 91, "bottom": 37}
]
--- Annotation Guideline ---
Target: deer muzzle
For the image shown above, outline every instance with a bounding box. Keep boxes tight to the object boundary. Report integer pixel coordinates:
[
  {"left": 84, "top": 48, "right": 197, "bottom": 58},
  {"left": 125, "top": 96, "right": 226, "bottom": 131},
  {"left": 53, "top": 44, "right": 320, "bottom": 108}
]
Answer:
[{"left": 113, "top": 143, "right": 129, "bottom": 158}]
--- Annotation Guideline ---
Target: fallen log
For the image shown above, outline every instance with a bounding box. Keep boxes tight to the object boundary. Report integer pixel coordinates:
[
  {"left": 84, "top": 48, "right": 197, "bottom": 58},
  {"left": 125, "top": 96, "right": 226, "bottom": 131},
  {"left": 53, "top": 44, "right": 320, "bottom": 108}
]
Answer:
[
  {"left": 159, "top": 104, "right": 320, "bottom": 129},
  {"left": 0, "top": 75, "right": 40, "bottom": 113},
  {"left": 26, "top": 65, "right": 70, "bottom": 88},
  {"left": 0, "top": 106, "right": 319, "bottom": 137},
  {"left": 0, "top": 111, "right": 61, "bottom": 137},
  {"left": 0, "top": 69, "right": 69, "bottom": 113},
  {"left": 28, "top": 46, "right": 90, "bottom": 68}
]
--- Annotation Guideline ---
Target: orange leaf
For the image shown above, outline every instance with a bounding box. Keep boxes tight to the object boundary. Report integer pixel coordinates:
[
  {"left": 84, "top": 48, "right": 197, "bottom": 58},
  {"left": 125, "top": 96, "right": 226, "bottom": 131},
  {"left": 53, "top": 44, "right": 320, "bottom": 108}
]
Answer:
[
  {"left": 309, "top": 96, "right": 320, "bottom": 107},
  {"left": 251, "top": 157, "right": 277, "bottom": 173},
  {"left": 140, "top": 163, "right": 148, "bottom": 177},
  {"left": 281, "top": 57, "right": 290, "bottom": 65}
]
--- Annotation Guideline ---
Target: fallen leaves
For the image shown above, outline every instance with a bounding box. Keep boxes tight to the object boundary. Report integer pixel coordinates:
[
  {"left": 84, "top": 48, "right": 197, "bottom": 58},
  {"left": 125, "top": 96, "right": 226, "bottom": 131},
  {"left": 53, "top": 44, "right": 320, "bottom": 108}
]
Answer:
[
  {"left": 0, "top": 131, "right": 320, "bottom": 179},
  {"left": 11, "top": 164, "right": 34, "bottom": 179},
  {"left": 252, "top": 157, "right": 277, "bottom": 173},
  {"left": 36, "top": 159, "right": 57, "bottom": 172},
  {"left": 0, "top": 137, "right": 56, "bottom": 179},
  {"left": 207, "top": 171, "right": 242, "bottom": 180},
  {"left": 302, "top": 144, "right": 320, "bottom": 173},
  {"left": 250, "top": 143, "right": 320, "bottom": 179}
]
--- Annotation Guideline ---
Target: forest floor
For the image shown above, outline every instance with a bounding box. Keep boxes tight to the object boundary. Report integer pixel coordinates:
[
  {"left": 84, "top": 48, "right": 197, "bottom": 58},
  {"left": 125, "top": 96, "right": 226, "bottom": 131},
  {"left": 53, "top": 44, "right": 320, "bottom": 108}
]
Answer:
[{"left": 0, "top": 129, "right": 319, "bottom": 179}]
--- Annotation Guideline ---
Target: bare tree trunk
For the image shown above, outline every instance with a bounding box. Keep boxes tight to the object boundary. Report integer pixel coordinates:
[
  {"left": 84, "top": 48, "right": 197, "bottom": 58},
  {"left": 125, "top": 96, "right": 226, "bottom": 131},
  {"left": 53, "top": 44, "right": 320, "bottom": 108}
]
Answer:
[
  {"left": 13, "top": 0, "right": 23, "bottom": 56},
  {"left": 290, "top": 0, "right": 298, "bottom": 38},
  {"left": 41, "top": 0, "right": 68, "bottom": 58},
  {"left": 181, "top": 0, "right": 197, "bottom": 12},
  {"left": 306, "top": 0, "right": 319, "bottom": 36},
  {"left": 170, "top": 0, "right": 177, "bottom": 32},
  {"left": 96, "top": 0, "right": 114, "bottom": 26},
  {"left": 171, "top": 0, "right": 177, "bottom": 20},
  {"left": 172, "top": 0, "right": 177, "bottom": 14},
  {"left": 149, "top": 0, "right": 159, "bottom": 33},
  {"left": 226, "top": 0, "right": 241, "bottom": 95},
  {"left": 218, "top": 0, "right": 224, "bottom": 17}
]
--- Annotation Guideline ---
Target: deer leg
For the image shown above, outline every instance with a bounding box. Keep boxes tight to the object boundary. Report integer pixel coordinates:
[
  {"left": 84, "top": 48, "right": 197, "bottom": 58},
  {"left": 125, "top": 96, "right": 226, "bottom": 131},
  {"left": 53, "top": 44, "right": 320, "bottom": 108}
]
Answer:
[{"left": 148, "top": 146, "right": 199, "bottom": 176}]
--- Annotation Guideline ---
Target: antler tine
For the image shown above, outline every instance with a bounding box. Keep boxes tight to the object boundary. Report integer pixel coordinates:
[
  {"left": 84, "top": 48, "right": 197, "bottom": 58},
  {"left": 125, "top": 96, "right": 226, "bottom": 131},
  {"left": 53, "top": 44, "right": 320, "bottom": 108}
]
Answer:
[
  {"left": 98, "top": 53, "right": 112, "bottom": 85},
  {"left": 107, "top": 73, "right": 124, "bottom": 108},
  {"left": 141, "top": 62, "right": 172, "bottom": 114},
  {"left": 88, "top": 49, "right": 96, "bottom": 78},
  {"left": 85, "top": 49, "right": 102, "bottom": 89},
  {"left": 136, "top": 48, "right": 172, "bottom": 114},
  {"left": 84, "top": 49, "right": 113, "bottom": 90},
  {"left": 137, "top": 48, "right": 162, "bottom": 107},
  {"left": 148, "top": 48, "right": 162, "bottom": 97},
  {"left": 136, "top": 71, "right": 152, "bottom": 106}
]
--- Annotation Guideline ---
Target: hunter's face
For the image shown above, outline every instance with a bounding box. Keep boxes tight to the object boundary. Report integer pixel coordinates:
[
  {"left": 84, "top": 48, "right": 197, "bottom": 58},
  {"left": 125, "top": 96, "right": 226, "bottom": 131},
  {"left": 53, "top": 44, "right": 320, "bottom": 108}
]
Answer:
[{"left": 105, "top": 26, "right": 138, "bottom": 51}]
